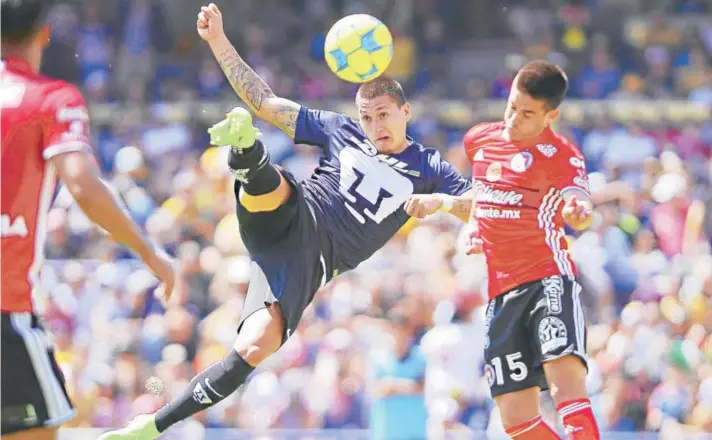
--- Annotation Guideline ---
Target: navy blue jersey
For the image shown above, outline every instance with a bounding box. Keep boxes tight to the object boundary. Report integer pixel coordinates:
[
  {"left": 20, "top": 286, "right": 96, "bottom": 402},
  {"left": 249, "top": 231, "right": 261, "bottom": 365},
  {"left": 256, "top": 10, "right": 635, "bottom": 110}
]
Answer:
[{"left": 294, "top": 106, "right": 471, "bottom": 277}]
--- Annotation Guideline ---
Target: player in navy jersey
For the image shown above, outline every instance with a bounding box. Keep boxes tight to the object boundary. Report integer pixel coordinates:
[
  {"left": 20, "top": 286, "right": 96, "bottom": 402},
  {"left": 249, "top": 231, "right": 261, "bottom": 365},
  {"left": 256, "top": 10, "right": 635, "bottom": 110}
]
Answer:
[{"left": 99, "top": 4, "right": 472, "bottom": 439}]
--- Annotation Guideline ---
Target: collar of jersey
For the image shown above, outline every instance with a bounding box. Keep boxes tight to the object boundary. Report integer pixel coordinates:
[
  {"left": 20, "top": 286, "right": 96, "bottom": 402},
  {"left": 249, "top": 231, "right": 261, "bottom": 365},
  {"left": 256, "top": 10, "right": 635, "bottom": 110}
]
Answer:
[
  {"left": 388, "top": 135, "right": 418, "bottom": 158},
  {"left": 1, "top": 57, "right": 32, "bottom": 73},
  {"left": 499, "top": 125, "right": 553, "bottom": 148}
]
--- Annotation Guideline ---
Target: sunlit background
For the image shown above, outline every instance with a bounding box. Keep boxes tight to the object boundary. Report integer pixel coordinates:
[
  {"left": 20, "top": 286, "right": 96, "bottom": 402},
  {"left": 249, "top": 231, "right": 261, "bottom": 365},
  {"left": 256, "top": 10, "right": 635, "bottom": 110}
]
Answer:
[{"left": 34, "top": 0, "right": 712, "bottom": 438}]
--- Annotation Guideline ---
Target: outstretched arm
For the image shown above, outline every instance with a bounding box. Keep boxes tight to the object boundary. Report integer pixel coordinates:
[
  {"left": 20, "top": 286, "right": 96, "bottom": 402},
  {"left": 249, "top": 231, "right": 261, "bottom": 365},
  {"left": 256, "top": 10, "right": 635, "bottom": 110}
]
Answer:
[
  {"left": 404, "top": 190, "right": 473, "bottom": 223},
  {"left": 50, "top": 151, "right": 176, "bottom": 301},
  {"left": 448, "top": 191, "right": 474, "bottom": 222},
  {"left": 42, "top": 85, "right": 176, "bottom": 303},
  {"left": 403, "top": 158, "right": 474, "bottom": 222},
  {"left": 198, "top": 4, "right": 300, "bottom": 138}
]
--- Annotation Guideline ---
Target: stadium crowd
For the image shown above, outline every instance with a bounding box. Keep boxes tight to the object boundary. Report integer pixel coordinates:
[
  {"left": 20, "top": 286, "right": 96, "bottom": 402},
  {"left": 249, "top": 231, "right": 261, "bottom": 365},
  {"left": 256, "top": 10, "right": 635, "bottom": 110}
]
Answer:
[{"left": 35, "top": 0, "right": 712, "bottom": 437}]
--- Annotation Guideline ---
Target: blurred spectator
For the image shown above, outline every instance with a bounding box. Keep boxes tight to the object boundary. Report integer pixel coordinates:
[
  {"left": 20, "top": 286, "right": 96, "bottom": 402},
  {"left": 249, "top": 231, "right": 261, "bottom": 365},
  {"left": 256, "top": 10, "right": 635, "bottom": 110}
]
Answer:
[
  {"left": 35, "top": 0, "right": 712, "bottom": 436},
  {"left": 367, "top": 311, "right": 427, "bottom": 440},
  {"left": 596, "top": 201, "right": 638, "bottom": 309},
  {"left": 575, "top": 49, "right": 622, "bottom": 98},
  {"left": 383, "top": 27, "right": 416, "bottom": 83},
  {"left": 650, "top": 172, "right": 693, "bottom": 258},
  {"left": 113, "top": 0, "right": 171, "bottom": 91},
  {"left": 647, "top": 365, "right": 694, "bottom": 430},
  {"left": 603, "top": 122, "right": 658, "bottom": 188},
  {"left": 421, "top": 291, "right": 490, "bottom": 436}
]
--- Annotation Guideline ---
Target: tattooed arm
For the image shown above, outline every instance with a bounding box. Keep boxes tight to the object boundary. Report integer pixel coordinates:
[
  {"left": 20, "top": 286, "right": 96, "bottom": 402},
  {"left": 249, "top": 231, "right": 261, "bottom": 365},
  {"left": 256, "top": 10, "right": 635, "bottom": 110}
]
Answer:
[
  {"left": 197, "top": 5, "right": 300, "bottom": 138},
  {"left": 449, "top": 193, "right": 474, "bottom": 223},
  {"left": 210, "top": 38, "right": 300, "bottom": 138}
]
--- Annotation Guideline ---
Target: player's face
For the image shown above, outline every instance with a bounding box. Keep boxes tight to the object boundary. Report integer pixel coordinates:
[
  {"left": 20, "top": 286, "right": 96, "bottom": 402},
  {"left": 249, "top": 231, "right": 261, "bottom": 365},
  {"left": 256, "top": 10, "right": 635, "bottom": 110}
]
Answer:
[
  {"left": 503, "top": 86, "right": 559, "bottom": 142},
  {"left": 356, "top": 95, "right": 411, "bottom": 154}
]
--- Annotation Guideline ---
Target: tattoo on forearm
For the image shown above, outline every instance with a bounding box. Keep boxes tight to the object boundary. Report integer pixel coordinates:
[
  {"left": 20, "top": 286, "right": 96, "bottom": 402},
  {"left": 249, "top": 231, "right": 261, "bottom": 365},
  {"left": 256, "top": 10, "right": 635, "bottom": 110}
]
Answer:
[
  {"left": 215, "top": 45, "right": 300, "bottom": 137},
  {"left": 273, "top": 102, "right": 298, "bottom": 136},
  {"left": 217, "top": 47, "right": 274, "bottom": 111},
  {"left": 452, "top": 198, "right": 473, "bottom": 219}
]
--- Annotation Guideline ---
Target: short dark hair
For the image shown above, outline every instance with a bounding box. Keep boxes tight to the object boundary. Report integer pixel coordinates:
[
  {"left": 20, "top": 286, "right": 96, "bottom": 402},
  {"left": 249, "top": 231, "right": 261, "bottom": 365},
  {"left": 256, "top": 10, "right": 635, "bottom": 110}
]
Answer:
[
  {"left": 356, "top": 76, "right": 406, "bottom": 107},
  {"left": 1, "top": 0, "right": 50, "bottom": 44},
  {"left": 515, "top": 60, "right": 568, "bottom": 110}
]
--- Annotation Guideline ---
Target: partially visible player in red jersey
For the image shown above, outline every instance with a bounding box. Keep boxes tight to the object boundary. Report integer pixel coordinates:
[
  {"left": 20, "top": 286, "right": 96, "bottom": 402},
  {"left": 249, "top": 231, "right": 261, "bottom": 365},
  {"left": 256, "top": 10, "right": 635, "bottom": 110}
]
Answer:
[
  {"left": 1, "top": 1, "right": 177, "bottom": 438},
  {"left": 463, "top": 61, "right": 600, "bottom": 440}
]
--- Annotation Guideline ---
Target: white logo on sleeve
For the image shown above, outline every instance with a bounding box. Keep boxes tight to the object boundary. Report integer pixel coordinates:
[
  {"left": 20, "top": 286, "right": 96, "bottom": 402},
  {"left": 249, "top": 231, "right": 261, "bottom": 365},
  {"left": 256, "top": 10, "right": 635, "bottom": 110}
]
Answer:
[
  {"left": 192, "top": 383, "right": 213, "bottom": 405},
  {"left": 569, "top": 157, "right": 585, "bottom": 169},
  {"left": 56, "top": 106, "right": 89, "bottom": 122},
  {"left": 573, "top": 170, "right": 590, "bottom": 192}
]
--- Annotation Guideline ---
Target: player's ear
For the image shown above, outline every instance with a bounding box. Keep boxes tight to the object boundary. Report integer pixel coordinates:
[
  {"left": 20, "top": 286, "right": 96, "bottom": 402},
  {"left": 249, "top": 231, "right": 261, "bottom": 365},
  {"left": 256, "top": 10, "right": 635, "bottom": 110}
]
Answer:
[
  {"left": 402, "top": 102, "right": 411, "bottom": 122},
  {"left": 546, "top": 108, "right": 560, "bottom": 125}
]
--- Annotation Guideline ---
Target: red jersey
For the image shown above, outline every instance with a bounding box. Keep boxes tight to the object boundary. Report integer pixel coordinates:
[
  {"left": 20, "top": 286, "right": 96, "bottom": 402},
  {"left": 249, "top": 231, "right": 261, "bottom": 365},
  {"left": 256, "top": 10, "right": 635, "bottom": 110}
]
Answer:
[
  {"left": 1, "top": 58, "right": 91, "bottom": 314},
  {"left": 464, "top": 122, "right": 590, "bottom": 300}
]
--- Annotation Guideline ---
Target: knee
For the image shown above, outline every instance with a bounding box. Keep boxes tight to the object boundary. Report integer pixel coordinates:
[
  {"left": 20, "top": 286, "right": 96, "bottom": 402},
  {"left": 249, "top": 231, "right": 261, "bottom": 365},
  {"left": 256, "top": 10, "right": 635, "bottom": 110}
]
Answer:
[
  {"left": 548, "top": 379, "right": 585, "bottom": 405},
  {"left": 239, "top": 174, "right": 291, "bottom": 213},
  {"left": 234, "top": 342, "right": 277, "bottom": 366},
  {"left": 544, "top": 356, "right": 588, "bottom": 404},
  {"left": 233, "top": 305, "right": 285, "bottom": 366},
  {"left": 495, "top": 388, "right": 541, "bottom": 428}
]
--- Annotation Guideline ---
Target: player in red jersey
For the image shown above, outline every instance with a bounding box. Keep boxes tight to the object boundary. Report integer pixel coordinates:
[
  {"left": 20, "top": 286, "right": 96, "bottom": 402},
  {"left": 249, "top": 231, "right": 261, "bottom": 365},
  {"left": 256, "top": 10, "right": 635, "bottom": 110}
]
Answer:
[
  {"left": 463, "top": 61, "right": 600, "bottom": 439},
  {"left": 1, "top": 1, "right": 176, "bottom": 438}
]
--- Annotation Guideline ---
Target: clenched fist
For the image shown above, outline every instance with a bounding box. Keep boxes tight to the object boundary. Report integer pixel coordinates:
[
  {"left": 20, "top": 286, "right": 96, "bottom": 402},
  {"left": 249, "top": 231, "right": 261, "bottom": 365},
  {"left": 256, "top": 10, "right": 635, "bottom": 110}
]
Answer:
[
  {"left": 562, "top": 195, "right": 593, "bottom": 231},
  {"left": 197, "top": 3, "right": 225, "bottom": 42},
  {"left": 464, "top": 222, "right": 484, "bottom": 255}
]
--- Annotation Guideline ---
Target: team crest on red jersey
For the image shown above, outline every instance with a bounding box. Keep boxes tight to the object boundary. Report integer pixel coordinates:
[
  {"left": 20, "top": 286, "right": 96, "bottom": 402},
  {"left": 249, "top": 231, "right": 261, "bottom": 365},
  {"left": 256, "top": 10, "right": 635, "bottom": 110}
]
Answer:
[{"left": 510, "top": 151, "right": 533, "bottom": 173}]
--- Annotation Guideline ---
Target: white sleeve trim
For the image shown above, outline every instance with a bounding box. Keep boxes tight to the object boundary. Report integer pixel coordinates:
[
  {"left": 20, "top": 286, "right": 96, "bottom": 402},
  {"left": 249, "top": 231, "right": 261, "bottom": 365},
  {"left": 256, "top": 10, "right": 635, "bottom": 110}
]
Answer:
[
  {"left": 560, "top": 185, "right": 591, "bottom": 197},
  {"left": 43, "top": 141, "right": 91, "bottom": 160}
]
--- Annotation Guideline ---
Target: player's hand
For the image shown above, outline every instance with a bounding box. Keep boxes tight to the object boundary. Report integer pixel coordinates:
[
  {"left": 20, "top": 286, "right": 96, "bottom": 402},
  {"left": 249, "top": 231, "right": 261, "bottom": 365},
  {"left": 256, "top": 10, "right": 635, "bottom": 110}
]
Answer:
[
  {"left": 404, "top": 194, "right": 443, "bottom": 219},
  {"left": 464, "top": 222, "right": 484, "bottom": 255},
  {"left": 145, "top": 250, "right": 177, "bottom": 306},
  {"left": 197, "top": 3, "right": 225, "bottom": 42},
  {"left": 562, "top": 195, "right": 593, "bottom": 231}
]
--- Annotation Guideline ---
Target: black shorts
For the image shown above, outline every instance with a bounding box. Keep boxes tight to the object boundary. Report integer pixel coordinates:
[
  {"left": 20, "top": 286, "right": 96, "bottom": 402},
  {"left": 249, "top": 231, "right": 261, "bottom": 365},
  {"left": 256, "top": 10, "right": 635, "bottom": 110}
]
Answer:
[
  {"left": 1, "top": 313, "right": 75, "bottom": 434},
  {"left": 234, "top": 169, "right": 325, "bottom": 344},
  {"left": 483, "top": 276, "right": 588, "bottom": 398}
]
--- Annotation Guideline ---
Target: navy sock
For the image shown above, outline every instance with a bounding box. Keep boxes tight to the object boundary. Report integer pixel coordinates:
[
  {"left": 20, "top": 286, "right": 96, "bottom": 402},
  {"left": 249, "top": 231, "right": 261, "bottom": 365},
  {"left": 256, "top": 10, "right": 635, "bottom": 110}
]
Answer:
[
  {"left": 154, "top": 350, "right": 254, "bottom": 432},
  {"left": 227, "top": 140, "right": 281, "bottom": 196}
]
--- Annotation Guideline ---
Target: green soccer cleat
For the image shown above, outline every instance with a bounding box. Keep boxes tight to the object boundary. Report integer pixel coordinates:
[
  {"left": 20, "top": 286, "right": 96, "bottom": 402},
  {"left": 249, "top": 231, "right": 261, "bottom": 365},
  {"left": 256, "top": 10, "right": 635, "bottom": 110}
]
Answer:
[
  {"left": 207, "top": 107, "right": 262, "bottom": 150},
  {"left": 97, "top": 413, "right": 160, "bottom": 440}
]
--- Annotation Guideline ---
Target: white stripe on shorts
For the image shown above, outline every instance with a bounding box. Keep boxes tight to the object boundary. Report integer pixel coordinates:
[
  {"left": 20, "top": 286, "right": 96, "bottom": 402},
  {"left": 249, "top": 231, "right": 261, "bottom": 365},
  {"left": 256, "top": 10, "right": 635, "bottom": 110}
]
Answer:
[
  {"left": 571, "top": 281, "right": 586, "bottom": 360},
  {"left": 9, "top": 313, "right": 75, "bottom": 426}
]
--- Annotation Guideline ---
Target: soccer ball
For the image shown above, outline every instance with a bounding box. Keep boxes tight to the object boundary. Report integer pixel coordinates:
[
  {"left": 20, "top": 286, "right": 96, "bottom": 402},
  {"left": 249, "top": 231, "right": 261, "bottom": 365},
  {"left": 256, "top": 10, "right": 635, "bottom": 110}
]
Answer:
[{"left": 324, "top": 14, "right": 393, "bottom": 83}]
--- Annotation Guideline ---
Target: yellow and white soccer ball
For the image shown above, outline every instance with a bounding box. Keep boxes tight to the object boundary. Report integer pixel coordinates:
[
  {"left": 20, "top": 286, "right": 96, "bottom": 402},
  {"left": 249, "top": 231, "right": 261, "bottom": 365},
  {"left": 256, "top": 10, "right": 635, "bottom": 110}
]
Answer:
[{"left": 324, "top": 14, "right": 393, "bottom": 83}]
